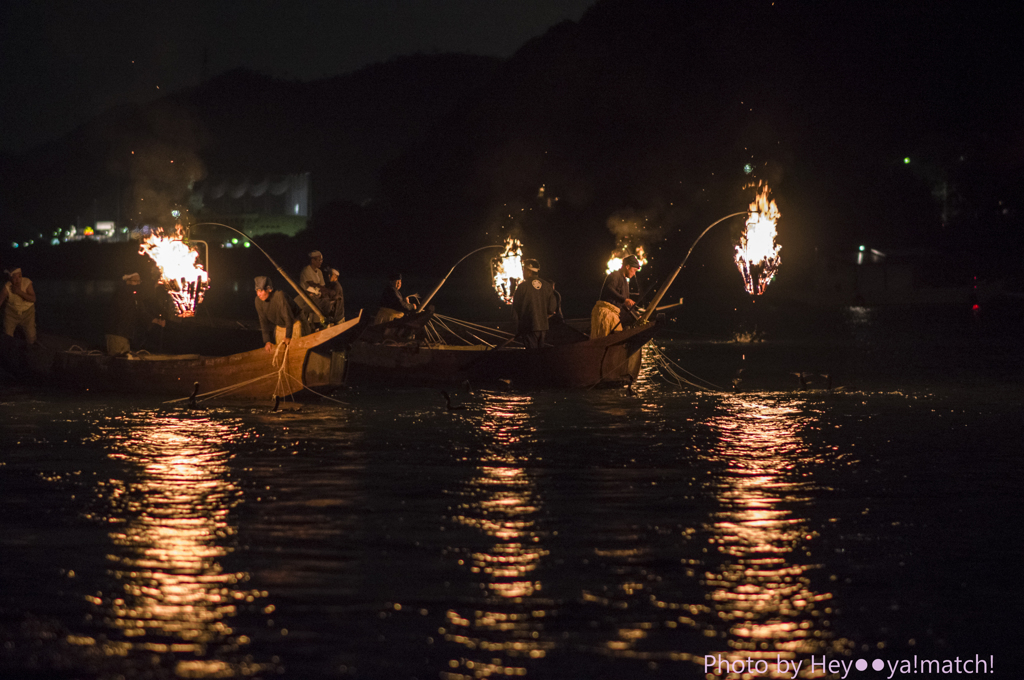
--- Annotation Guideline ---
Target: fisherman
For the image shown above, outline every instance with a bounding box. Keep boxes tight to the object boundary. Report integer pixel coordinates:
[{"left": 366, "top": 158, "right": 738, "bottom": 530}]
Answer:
[
  {"left": 294, "top": 250, "right": 329, "bottom": 328},
  {"left": 591, "top": 255, "right": 640, "bottom": 339},
  {"left": 512, "top": 258, "right": 559, "bottom": 349},
  {"left": 321, "top": 267, "right": 345, "bottom": 323},
  {"left": 106, "top": 272, "right": 165, "bottom": 356},
  {"left": 374, "top": 272, "right": 417, "bottom": 325},
  {"left": 0, "top": 267, "right": 37, "bottom": 346},
  {"left": 254, "top": 275, "right": 301, "bottom": 353},
  {"left": 299, "top": 250, "right": 326, "bottom": 297},
  {"left": 142, "top": 278, "right": 176, "bottom": 350}
]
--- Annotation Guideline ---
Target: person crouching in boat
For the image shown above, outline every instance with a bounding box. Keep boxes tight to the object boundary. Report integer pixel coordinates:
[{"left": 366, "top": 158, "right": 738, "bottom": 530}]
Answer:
[
  {"left": 373, "top": 272, "right": 417, "bottom": 325},
  {"left": 512, "top": 259, "right": 559, "bottom": 349},
  {"left": 254, "top": 276, "right": 302, "bottom": 353},
  {"left": 590, "top": 255, "right": 641, "bottom": 339},
  {"left": 106, "top": 272, "right": 165, "bottom": 356}
]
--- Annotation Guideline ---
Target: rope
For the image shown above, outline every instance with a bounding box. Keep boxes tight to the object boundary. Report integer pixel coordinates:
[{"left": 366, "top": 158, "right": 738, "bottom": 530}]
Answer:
[
  {"left": 66, "top": 345, "right": 104, "bottom": 355},
  {"left": 648, "top": 344, "right": 723, "bottom": 391},
  {"left": 291, "top": 379, "right": 350, "bottom": 406},
  {"left": 433, "top": 315, "right": 513, "bottom": 340},
  {"left": 272, "top": 342, "right": 299, "bottom": 402},
  {"left": 163, "top": 342, "right": 295, "bottom": 405},
  {"left": 164, "top": 371, "right": 279, "bottom": 404}
]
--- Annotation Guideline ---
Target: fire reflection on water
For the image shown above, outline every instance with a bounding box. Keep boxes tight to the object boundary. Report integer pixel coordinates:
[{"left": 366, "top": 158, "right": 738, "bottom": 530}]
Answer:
[
  {"left": 700, "top": 396, "right": 851, "bottom": 676},
  {"left": 442, "top": 395, "right": 552, "bottom": 679},
  {"left": 79, "top": 415, "right": 268, "bottom": 677}
]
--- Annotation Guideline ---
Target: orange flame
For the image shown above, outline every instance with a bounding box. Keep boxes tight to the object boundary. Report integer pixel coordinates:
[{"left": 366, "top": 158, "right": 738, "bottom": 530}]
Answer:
[
  {"left": 139, "top": 230, "right": 209, "bottom": 317},
  {"left": 735, "top": 184, "right": 781, "bottom": 295},
  {"left": 605, "top": 245, "right": 647, "bottom": 275},
  {"left": 491, "top": 237, "right": 523, "bottom": 305}
]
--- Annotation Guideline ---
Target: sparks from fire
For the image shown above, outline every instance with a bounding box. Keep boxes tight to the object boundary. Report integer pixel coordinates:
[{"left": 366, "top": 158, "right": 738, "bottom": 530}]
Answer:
[
  {"left": 734, "top": 183, "right": 781, "bottom": 295},
  {"left": 491, "top": 237, "right": 524, "bottom": 304},
  {"left": 606, "top": 245, "right": 648, "bottom": 275},
  {"left": 139, "top": 230, "right": 209, "bottom": 316}
]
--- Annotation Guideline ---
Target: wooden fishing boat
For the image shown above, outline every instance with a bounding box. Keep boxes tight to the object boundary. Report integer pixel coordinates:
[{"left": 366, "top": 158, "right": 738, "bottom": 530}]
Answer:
[
  {"left": 43, "top": 313, "right": 361, "bottom": 400},
  {"left": 343, "top": 311, "right": 659, "bottom": 388}
]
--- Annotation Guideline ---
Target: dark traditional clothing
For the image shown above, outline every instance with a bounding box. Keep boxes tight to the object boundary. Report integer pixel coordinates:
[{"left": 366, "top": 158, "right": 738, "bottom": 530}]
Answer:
[
  {"left": 374, "top": 282, "right": 415, "bottom": 325},
  {"left": 591, "top": 270, "right": 634, "bottom": 339},
  {"left": 143, "top": 283, "right": 175, "bottom": 322},
  {"left": 140, "top": 283, "right": 176, "bottom": 350},
  {"left": 106, "top": 283, "right": 150, "bottom": 354},
  {"left": 512, "top": 277, "right": 558, "bottom": 349},
  {"left": 255, "top": 290, "right": 298, "bottom": 345},
  {"left": 321, "top": 280, "right": 345, "bottom": 322},
  {"left": 599, "top": 270, "right": 632, "bottom": 307}
]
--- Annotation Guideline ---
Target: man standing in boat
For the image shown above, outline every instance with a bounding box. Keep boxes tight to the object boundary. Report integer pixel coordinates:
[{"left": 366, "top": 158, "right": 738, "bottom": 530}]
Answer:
[
  {"left": 296, "top": 250, "right": 328, "bottom": 328},
  {"left": 512, "top": 259, "right": 559, "bottom": 349},
  {"left": 254, "top": 276, "right": 301, "bottom": 353},
  {"left": 374, "top": 272, "right": 417, "bottom": 325},
  {"left": 106, "top": 272, "right": 166, "bottom": 356},
  {"left": 0, "top": 267, "right": 37, "bottom": 347},
  {"left": 321, "top": 268, "right": 345, "bottom": 323},
  {"left": 299, "top": 251, "right": 326, "bottom": 296},
  {"left": 591, "top": 255, "right": 640, "bottom": 339}
]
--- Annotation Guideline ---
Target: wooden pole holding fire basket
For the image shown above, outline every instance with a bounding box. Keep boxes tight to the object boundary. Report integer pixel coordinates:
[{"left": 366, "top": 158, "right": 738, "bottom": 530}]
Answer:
[
  {"left": 194, "top": 222, "right": 327, "bottom": 325},
  {"left": 637, "top": 211, "right": 748, "bottom": 324}
]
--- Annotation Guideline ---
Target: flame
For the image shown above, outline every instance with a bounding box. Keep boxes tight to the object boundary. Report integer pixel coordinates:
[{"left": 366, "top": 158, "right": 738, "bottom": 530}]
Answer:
[
  {"left": 139, "top": 230, "right": 209, "bottom": 317},
  {"left": 605, "top": 245, "right": 648, "bottom": 275},
  {"left": 491, "top": 237, "right": 523, "bottom": 305},
  {"left": 735, "top": 183, "right": 781, "bottom": 295}
]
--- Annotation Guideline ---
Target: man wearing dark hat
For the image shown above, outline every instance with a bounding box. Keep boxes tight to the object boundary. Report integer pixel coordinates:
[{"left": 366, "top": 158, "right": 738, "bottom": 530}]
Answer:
[
  {"left": 254, "top": 276, "right": 300, "bottom": 352},
  {"left": 106, "top": 272, "right": 165, "bottom": 355},
  {"left": 512, "top": 259, "right": 559, "bottom": 349},
  {"left": 374, "top": 272, "right": 417, "bottom": 325},
  {"left": 591, "top": 255, "right": 641, "bottom": 339}
]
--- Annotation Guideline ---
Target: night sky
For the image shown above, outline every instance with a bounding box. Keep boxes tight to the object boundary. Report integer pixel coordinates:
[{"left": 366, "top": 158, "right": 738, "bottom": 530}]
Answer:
[
  {"left": 0, "top": 0, "right": 595, "bottom": 154},
  {"left": 2, "top": 0, "right": 1022, "bottom": 282}
]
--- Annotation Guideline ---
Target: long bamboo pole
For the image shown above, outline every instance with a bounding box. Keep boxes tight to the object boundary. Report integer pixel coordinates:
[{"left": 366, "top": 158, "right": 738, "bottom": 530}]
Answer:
[
  {"left": 637, "top": 211, "right": 747, "bottom": 324},
  {"left": 194, "top": 222, "right": 327, "bottom": 325},
  {"left": 417, "top": 244, "right": 505, "bottom": 310}
]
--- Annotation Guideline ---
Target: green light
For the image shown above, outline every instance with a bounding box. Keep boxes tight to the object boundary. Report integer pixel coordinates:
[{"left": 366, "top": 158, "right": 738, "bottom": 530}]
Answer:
[
  {"left": 243, "top": 242, "right": 250, "bottom": 248},
  {"left": 859, "top": 245, "right": 866, "bottom": 252},
  {"left": 231, "top": 238, "right": 239, "bottom": 244},
  {"left": 903, "top": 157, "right": 910, "bottom": 164}
]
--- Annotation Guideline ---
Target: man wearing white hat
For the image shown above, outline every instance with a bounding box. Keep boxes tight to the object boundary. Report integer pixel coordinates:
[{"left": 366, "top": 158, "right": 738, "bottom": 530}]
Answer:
[
  {"left": 0, "top": 267, "right": 37, "bottom": 345},
  {"left": 299, "top": 251, "right": 326, "bottom": 298},
  {"left": 321, "top": 267, "right": 345, "bottom": 323}
]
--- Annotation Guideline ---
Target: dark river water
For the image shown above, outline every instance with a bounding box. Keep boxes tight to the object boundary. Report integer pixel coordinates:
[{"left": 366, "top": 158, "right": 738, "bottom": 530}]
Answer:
[{"left": 2, "top": 299, "right": 1022, "bottom": 679}]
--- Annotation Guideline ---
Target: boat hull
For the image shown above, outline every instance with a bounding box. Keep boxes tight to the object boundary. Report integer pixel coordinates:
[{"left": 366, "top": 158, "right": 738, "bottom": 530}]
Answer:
[
  {"left": 47, "top": 315, "right": 360, "bottom": 400},
  {"left": 345, "top": 320, "right": 657, "bottom": 388}
]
